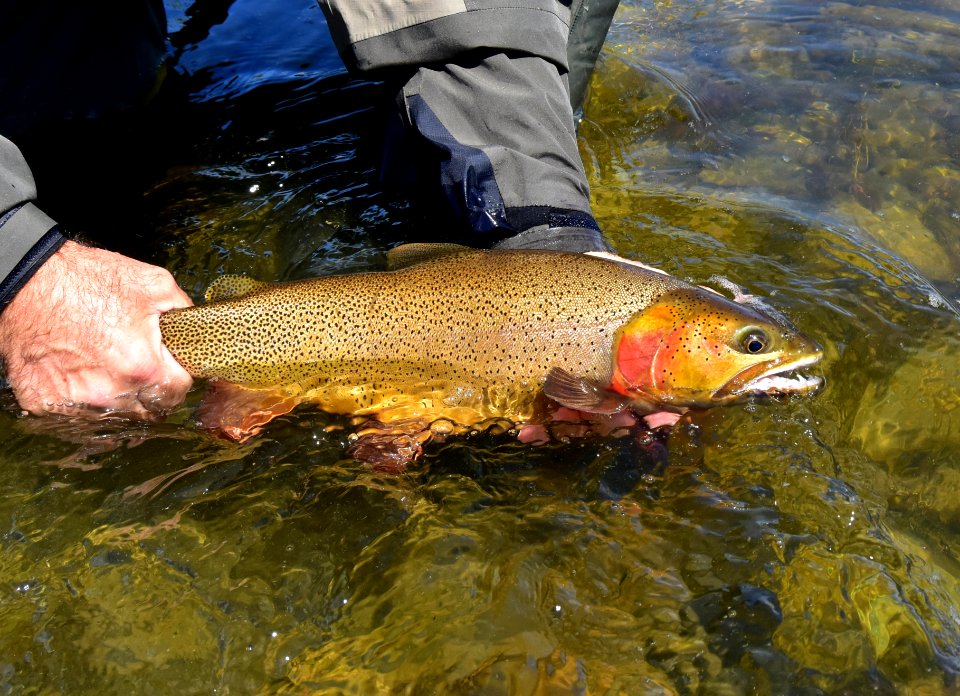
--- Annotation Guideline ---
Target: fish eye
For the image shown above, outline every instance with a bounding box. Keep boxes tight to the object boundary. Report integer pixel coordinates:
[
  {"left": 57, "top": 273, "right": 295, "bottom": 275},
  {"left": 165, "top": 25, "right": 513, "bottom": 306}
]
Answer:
[{"left": 739, "top": 329, "right": 770, "bottom": 354}]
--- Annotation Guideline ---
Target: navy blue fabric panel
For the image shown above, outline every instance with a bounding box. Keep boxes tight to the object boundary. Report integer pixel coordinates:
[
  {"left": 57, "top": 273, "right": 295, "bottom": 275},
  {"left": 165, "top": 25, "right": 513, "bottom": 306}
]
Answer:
[{"left": 407, "top": 93, "right": 511, "bottom": 234}]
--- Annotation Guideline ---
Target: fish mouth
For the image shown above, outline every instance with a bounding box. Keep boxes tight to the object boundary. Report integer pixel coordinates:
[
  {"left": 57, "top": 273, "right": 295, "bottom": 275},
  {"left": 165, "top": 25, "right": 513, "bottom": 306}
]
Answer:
[{"left": 717, "top": 353, "right": 824, "bottom": 400}]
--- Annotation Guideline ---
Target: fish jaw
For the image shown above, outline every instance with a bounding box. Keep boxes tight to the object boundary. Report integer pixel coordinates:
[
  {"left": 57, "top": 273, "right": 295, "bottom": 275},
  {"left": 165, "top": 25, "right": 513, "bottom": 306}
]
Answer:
[
  {"left": 610, "top": 288, "right": 825, "bottom": 411},
  {"left": 711, "top": 351, "right": 823, "bottom": 402}
]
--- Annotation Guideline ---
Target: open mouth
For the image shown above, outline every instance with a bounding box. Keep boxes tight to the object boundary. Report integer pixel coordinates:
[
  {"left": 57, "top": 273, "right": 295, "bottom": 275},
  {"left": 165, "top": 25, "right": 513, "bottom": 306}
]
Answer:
[
  {"left": 732, "top": 354, "right": 824, "bottom": 397},
  {"left": 709, "top": 353, "right": 824, "bottom": 402},
  {"left": 739, "top": 370, "right": 823, "bottom": 396}
]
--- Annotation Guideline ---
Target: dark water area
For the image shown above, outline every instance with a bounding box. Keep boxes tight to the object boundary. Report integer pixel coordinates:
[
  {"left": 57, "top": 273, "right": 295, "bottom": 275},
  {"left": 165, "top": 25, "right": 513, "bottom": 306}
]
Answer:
[{"left": 2, "top": 0, "right": 960, "bottom": 693}]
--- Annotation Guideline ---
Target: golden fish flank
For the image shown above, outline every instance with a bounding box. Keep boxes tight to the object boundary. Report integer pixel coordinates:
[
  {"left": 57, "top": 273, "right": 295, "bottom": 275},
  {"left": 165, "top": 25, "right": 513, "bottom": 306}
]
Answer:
[{"left": 159, "top": 245, "right": 823, "bottom": 430}]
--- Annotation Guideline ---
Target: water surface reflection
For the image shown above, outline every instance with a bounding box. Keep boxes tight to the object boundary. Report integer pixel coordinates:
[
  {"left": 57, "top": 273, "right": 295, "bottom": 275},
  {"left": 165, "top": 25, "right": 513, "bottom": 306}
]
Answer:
[{"left": 1, "top": 0, "right": 959, "bottom": 693}]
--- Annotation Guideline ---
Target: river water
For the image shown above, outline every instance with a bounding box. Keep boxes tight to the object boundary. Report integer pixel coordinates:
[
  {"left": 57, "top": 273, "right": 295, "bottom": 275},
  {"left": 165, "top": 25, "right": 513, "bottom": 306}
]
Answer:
[{"left": 2, "top": 1, "right": 959, "bottom": 693}]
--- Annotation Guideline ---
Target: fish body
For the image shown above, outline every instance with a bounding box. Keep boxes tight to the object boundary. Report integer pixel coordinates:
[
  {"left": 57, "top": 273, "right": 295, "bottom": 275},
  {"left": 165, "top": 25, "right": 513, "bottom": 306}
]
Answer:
[{"left": 159, "top": 245, "right": 823, "bottom": 456}]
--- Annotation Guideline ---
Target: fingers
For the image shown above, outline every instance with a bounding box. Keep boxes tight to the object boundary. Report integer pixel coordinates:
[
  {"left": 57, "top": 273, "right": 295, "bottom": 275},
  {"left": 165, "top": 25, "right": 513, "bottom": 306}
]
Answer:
[
  {"left": 136, "top": 357, "right": 194, "bottom": 415},
  {"left": 10, "top": 365, "right": 189, "bottom": 420},
  {"left": 138, "top": 264, "right": 194, "bottom": 312}
]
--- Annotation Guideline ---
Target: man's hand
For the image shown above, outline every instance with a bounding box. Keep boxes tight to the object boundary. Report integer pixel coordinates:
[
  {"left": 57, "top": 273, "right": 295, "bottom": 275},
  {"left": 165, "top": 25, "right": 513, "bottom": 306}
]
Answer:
[{"left": 0, "top": 240, "right": 194, "bottom": 418}]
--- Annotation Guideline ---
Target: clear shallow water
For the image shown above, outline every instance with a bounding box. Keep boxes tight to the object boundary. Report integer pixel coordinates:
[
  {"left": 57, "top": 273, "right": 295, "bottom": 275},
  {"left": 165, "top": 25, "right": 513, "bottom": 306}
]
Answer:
[{"left": 2, "top": 0, "right": 960, "bottom": 693}]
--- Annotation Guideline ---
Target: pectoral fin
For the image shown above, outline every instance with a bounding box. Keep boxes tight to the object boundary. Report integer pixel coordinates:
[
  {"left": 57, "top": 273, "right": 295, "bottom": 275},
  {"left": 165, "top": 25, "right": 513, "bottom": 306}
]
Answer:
[
  {"left": 197, "top": 382, "right": 300, "bottom": 442},
  {"left": 543, "top": 368, "right": 632, "bottom": 415}
]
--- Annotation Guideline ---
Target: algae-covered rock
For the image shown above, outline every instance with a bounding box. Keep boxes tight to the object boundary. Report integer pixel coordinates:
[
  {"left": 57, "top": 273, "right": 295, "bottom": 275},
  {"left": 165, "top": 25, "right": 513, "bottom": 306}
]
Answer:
[
  {"left": 773, "top": 539, "right": 960, "bottom": 687},
  {"left": 836, "top": 199, "right": 956, "bottom": 281},
  {"left": 850, "top": 330, "right": 960, "bottom": 525}
]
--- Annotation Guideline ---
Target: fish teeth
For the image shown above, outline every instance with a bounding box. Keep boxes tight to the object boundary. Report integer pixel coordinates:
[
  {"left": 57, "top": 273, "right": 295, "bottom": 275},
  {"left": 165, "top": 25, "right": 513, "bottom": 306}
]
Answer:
[{"left": 744, "top": 372, "right": 823, "bottom": 395}]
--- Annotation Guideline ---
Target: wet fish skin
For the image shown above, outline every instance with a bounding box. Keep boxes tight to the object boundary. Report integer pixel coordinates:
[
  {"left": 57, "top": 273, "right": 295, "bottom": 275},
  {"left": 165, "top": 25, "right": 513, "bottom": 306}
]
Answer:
[{"left": 159, "top": 245, "right": 822, "bottom": 447}]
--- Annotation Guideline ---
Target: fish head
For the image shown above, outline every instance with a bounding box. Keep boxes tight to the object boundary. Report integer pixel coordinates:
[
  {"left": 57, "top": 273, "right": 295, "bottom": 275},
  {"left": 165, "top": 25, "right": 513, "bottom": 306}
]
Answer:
[{"left": 611, "top": 287, "right": 823, "bottom": 411}]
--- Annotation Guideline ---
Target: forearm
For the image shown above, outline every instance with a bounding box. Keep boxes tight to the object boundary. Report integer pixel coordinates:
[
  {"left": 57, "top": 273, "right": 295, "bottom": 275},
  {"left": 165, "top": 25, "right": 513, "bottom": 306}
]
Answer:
[
  {"left": 319, "top": 1, "right": 572, "bottom": 73},
  {"left": 318, "top": 1, "right": 612, "bottom": 251},
  {"left": 402, "top": 53, "right": 610, "bottom": 249}
]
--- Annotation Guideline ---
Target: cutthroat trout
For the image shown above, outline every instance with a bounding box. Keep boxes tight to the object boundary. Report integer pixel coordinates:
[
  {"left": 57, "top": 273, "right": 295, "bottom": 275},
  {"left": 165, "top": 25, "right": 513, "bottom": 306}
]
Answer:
[{"left": 159, "top": 245, "right": 823, "bottom": 465}]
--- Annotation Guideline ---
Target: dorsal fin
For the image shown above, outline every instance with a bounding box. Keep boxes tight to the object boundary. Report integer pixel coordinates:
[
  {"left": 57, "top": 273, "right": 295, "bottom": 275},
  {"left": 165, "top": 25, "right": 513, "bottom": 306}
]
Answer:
[
  {"left": 205, "top": 275, "right": 270, "bottom": 303},
  {"left": 386, "top": 243, "right": 476, "bottom": 270}
]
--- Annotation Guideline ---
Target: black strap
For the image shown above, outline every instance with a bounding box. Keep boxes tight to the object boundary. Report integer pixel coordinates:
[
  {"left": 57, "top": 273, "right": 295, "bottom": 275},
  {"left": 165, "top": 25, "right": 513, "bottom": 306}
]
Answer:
[
  {"left": 0, "top": 203, "right": 65, "bottom": 311},
  {"left": 494, "top": 224, "right": 611, "bottom": 253}
]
